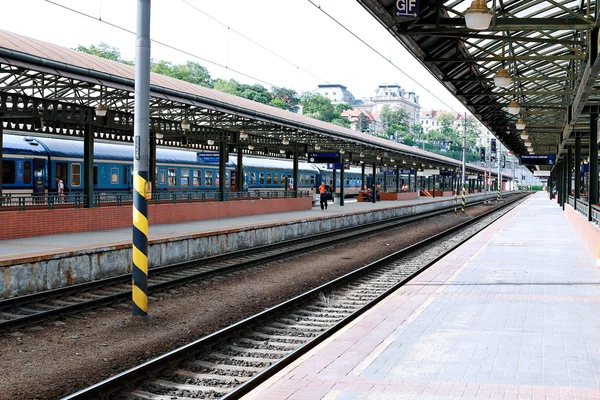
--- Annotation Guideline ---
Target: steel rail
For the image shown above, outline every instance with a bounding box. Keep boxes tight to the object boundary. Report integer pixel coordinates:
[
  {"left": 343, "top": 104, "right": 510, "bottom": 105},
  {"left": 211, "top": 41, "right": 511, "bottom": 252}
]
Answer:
[
  {"left": 62, "top": 193, "right": 529, "bottom": 400},
  {"left": 0, "top": 194, "right": 512, "bottom": 331}
]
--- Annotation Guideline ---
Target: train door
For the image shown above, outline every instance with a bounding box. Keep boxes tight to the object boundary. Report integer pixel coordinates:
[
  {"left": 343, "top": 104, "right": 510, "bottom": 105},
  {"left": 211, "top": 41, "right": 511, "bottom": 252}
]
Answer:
[
  {"left": 55, "top": 162, "right": 68, "bottom": 191},
  {"left": 33, "top": 158, "right": 46, "bottom": 194}
]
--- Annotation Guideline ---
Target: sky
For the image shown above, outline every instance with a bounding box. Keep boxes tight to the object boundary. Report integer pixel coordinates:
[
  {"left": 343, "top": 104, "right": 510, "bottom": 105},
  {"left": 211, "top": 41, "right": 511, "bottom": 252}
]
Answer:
[{"left": 0, "top": 0, "right": 468, "bottom": 113}]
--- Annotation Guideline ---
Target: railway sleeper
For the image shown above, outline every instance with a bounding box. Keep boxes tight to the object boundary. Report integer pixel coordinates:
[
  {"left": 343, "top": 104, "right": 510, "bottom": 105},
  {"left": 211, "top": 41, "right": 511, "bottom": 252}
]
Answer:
[
  {"left": 238, "top": 337, "right": 299, "bottom": 350},
  {"left": 172, "top": 369, "right": 250, "bottom": 385},
  {"left": 206, "top": 352, "right": 274, "bottom": 367},
  {"left": 143, "top": 379, "right": 230, "bottom": 397},
  {"left": 184, "top": 360, "right": 264, "bottom": 375}
]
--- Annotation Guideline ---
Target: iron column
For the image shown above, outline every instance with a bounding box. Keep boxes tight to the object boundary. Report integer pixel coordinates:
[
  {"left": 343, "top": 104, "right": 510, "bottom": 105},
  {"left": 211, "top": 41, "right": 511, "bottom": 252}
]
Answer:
[
  {"left": 361, "top": 162, "right": 365, "bottom": 191},
  {"left": 339, "top": 161, "right": 345, "bottom": 206},
  {"left": 497, "top": 142, "right": 501, "bottom": 201},
  {"left": 395, "top": 165, "right": 400, "bottom": 193},
  {"left": 590, "top": 112, "right": 599, "bottom": 221},
  {"left": 567, "top": 146, "right": 572, "bottom": 201},
  {"left": 219, "top": 141, "right": 227, "bottom": 201},
  {"left": 132, "top": 0, "right": 151, "bottom": 318},
  {"left": 372, "top": 162, "right": 377, "bottom": 203},
  {"left": 0, "top": 121, "right": 3, "bottom": 200},
  {"left": 83, "top": 123, "right": 94, "bottom": 208},
  {"left": 237, "top": 144, "right": 243, "bottom": 192},
  {"left": 293, "top": 148, "right": 299, "bottom": 198},
  {"left": 575, "top": 133, "right": 581, "bottom": 199},
  {"left": 462, "top": 112, "right": 466, "bottom": 213}
]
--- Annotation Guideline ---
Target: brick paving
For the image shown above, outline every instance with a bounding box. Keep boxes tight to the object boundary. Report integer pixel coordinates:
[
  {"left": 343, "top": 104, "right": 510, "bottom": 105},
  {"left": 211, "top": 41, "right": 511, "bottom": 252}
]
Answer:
[{"left": 244, "top": 193, "right": 600, "bottom": 400}]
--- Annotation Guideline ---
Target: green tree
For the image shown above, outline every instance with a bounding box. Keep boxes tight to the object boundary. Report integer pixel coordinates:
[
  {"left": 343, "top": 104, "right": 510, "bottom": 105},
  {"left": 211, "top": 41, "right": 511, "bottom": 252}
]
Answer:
[
  {"left": 331, "top": 117, "right": 351, "bottom": 128},
  {"left": 357, "top": 112, "right": 370, "bottom": 133},
  {"left": 270, "top": 87, "right": 300, "bottom": 112},
  {"left": 75, "top": 42, "right": 133, "bottom": 65},
  {"left": 381, "top": 105, "right": 409, "bottom": 140},
  {"left": 151, "top": 60, "right": 212, "bottom": 87},
  {"left": 464, "top": 116, "right": 481, "bottom": 148},
  {"left": 300, "top": 92, "right": 336, "bottom": 122},
  {"left": 334, "top": 103, "right": 353, "bottom": 115},
  {"left": 213, "top": 78, "right": 240, "bottom": 95}
]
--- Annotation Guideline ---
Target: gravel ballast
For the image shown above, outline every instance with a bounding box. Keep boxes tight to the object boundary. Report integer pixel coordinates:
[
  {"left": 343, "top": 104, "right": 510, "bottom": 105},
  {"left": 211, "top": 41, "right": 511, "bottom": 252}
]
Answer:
[{"left": 0, "top": 202, "right": 510, "bottom": 400}]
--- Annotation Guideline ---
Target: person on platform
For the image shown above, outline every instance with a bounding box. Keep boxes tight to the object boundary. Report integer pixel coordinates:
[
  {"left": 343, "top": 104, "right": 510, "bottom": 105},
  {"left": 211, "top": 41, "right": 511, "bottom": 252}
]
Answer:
[
  {"left": 55, "top": 175, "right": 64, "bottom": 202},
  {"left": 318, "top": 181, "right": 328, "bottom": 210}
]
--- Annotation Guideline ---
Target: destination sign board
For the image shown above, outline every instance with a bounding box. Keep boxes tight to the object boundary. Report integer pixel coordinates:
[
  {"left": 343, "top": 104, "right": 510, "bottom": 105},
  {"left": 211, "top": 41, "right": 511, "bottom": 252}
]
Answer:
[
  {"left": 308, "top": 153, "right": 340, "bottom": 164},
  {"left": 395, "top": 0, "right": 418, "bottom": 17},
  {"left": 197, "top": 152, "right": 219, "bottom": 164},
  {"left": 520, "top": 154, "right": 556, "bottom": 165}
]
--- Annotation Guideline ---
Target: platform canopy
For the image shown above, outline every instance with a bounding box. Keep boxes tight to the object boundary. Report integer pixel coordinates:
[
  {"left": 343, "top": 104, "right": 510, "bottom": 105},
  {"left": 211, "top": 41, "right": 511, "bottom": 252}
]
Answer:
[
  {"left": 0, "top": 29, "right": 502, "bottom": 176},
  {"left": 357, "top": 0, "right": 599, "bottom": 172}
]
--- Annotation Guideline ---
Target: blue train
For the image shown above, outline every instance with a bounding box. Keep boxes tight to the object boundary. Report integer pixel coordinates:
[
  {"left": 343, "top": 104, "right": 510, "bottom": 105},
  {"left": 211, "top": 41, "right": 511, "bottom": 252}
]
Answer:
[{"left": 1, "top": 132, "right": 377, "bottom": 197}]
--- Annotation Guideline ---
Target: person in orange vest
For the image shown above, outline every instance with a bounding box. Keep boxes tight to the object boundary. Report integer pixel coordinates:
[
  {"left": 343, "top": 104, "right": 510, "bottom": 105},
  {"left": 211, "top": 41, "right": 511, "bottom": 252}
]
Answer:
[{"left": 318, "top": 181, "right": 328, "bottom": 210}]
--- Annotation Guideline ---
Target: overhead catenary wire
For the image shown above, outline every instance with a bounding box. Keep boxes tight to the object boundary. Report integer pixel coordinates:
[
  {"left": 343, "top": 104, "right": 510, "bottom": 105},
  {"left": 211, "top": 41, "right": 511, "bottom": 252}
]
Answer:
[
  {"left": 45, "top": 0, "right": 281, "bottom": 88},
  {"left": 180, "top": 0, "right": 330, "bottom": 85},
  {"left": 305, "top": 0, "right": 464, "bottom": 115}
]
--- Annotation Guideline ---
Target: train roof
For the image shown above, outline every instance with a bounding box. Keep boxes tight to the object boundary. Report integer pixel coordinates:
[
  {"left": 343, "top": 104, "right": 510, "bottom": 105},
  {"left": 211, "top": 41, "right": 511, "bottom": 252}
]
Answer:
[
  {"left": 2, "top": 132, "right": 234, "bottom": 166},
  {"left": 3, "top": 133, "right": 51, "bottom": 156},
  {"left": 232, "top": 156, "right": 319, "bottom": 172}
]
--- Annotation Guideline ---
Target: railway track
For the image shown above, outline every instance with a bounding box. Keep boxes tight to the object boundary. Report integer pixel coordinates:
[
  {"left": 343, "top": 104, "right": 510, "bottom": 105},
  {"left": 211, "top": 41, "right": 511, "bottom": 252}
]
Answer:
[
  {"left": 64, "top": 193, "right": 529, "bottom": 400},
  {"left": 0, "top": 194, "right": 521, "bottom": 331}
]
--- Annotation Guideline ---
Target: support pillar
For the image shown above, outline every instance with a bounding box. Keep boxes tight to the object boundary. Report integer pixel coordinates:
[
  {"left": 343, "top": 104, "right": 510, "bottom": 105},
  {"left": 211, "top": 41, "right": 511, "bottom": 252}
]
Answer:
[
  {"left": 83, "top": 123, "right": 94, "bottom": 208},
  {"left": 293, "top": 148, "right": 299, "bottom": 198},
  {"left": 575, "top": 133, "right": 581, "bottom": 199},
  {"left": 557, "top": 163, "right": 563, "bottom": 206},
  {"left": 590, "top": 112, "right": 599, "bottom": 221},
  {"left": 0, "top": 121, "right": 3, "bottom": 200},
  {"left": 383, "top": 171, "right": 387, "bottom": 192},
  {"left": 432, "top": 175, "right": 436, "bottom": 198},
  {"left": 237, "top": 145, "right": 243, "bottom": 191},
  {"left": 395, "top": 165, "right": 400, "bottom": 193},
  {"left": 131, "top": 0, "right": 151, "bottom": 318},
  {"left": 567, "top": 147, "right": 573, "bottom": 202},
  {"left": 361, "top": 163, "right": 365, "bottom": 190},
  {"left": 219, "top": 141, "right": 227, "bottom": 201},
  {"left": 340, "top": 163, "right": 345, "bottom": 206},
  {"left": 372, "top": 162, "right": 377, "bottom": 203},
  {"left": 149, "top": 132, "right": 156, "bottom": 190},
  {"left": 333, "top": 167, "right": 337, "bottom": 200}
]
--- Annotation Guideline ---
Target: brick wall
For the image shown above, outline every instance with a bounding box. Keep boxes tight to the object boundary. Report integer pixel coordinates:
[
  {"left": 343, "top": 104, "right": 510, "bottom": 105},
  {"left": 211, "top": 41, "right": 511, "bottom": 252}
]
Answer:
[{"left": 1, "top": 197, "right": 312, "bottom": 240}]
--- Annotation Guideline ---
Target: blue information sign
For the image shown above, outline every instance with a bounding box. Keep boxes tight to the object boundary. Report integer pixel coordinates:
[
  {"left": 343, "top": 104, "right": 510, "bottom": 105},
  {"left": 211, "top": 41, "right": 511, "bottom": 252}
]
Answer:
[
  {"left": 309, "top": 153, "right": 341, "bottom": 164},
  {"left": 327, "top": 162, "right": 350, "bottom": 170},
  {"left": 197, "top": 152, "right": 220, "bottom": 164},
  {"left": 395, "top": 0, "right": 419, "bottom": 17},
  {"left": 520, "top": 154, "right": 556, "bottom": 165},
  {"left": 439, "top": 169, "right": 453, "bottom": 177}
]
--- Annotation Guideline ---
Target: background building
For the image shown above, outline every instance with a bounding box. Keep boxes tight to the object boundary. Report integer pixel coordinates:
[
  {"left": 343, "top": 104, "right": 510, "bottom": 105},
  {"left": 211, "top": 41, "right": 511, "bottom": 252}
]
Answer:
[{"left": 313, "top": 84, "right": 356, "bottom": 104}]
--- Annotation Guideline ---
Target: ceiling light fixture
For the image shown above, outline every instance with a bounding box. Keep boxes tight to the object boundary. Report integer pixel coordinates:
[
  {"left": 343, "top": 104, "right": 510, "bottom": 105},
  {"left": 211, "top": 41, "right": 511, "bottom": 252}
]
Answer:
[
  {"left": 248, "top": 145, "right": 254, "bottom": 150},
  {"left": 464, "top": 0, "right": 493, "bottom": 30},
  {"left": 520, "top": 131, "right": 529, "bottom": 140},
  {"left": 155, "top": 132, "right": 163, "bottom": 140},
  {"left": 515, "top": 118, "right": 526, "bottom": 130},
  {"left": 239, "top": 129, "right": 248, "bottom": 140},
  {"left": 282, "top": 137, "right": 290, "bottom": 145},
  {"left": 339, "top": 148, "right": 345, "bottom": 154},
  {"left": 207, "top": 139, "right": 215, "bottom": 146},
  {"left": 494, "top": 68, "right": 512, "bottom": 87},
  {"left": 507, "top": 100, "right": 521, "bottom": 115},
  {"left": 280, "top": 149, "right": 286, "bottom": 154},
  {"left": 181, "top": 118, "right": 191, "bottom": 131},
  {"left": 95, "top": 104, "right": 108, "bottom": 117},
  {"left": 314, "top": 144, "right": 321, "bottom": 150}
]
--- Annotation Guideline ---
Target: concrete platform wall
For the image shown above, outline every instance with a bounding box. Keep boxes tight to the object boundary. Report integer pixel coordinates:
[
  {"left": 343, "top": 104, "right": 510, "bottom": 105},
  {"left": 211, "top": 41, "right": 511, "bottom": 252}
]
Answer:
[
  {"left": 0, "top": 197, "right": 312, "bottom": 240},
  {"left": 0, "top": 192, "right": 506, "bottom": 298}
]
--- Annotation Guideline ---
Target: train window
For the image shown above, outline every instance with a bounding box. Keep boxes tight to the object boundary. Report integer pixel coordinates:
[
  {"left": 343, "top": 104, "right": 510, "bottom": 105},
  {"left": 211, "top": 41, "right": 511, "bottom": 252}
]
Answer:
[
  {"left": 274, "top": 173, "right": 279, "bottom": 185},
  {"left": 266, "top": 173, "right": 272, "bottom": 185},
  {"left": 111, "top": 168, "right": 119, "bottom": 184},
  {"left": 2, "top": 160, "right": 15, "bottom": 184},
  {"left": 345, "top": 178, "right": 349, "bottom": 185},
  {"left": 281, "top": 174, "right": 285, "bottom": 184},
  {"left": 250, "top": 172, "right": 256, "bottom": 185},
  {"left": 35, "top": 164, "right": 44, "bottom": 186},
  {"left": 93, "top": 167, "right": 98, "bottom": 185},
  {"left": 205, "top": 170, "right": 213, "bottom": 186},
  {"left": 168, "top": 168, "right": 177, "bottom": 186},
  {"left": 24, "top": 161, "right": 31, "bottom": 184},
  {"left": 226, "top": 171, "right": 230, "bottom": 186},
  {"left": 310, "top": 175, "right": 315, "bottom": 185},
  {"left": 259, "top": 173, "right": 264, "bottom": 185},
  {"left": 181, "top": 168, "right": 190, "bottom": 186},
  {"left": 70, "top": 163, "right": 81, "bottom": 187},
  {"left": 299, "top": 175, "right": 304, "bottom": 185},
  {"left": 193, "top": 170, "right": 201, "bottom": 186}
]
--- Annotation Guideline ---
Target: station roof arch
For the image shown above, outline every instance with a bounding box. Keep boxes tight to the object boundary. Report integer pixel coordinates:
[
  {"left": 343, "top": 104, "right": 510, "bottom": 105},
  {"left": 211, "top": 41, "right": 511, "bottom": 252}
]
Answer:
[{"left": 0, "top": 29, "right": 503, "bottom": 176}]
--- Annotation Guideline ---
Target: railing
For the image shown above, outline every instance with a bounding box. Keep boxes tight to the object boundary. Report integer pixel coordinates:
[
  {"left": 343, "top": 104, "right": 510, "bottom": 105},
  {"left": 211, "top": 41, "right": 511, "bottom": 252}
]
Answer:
[
  {"left": 576, "top": 198, "right": 589, "bottom": 218},
  {"left": 568, "top": 195, "right": 575, "bottom": 208},
  {"left": 0, "top": 190, "right": 310, "bottom": 211},
  {"left": 591, "top": 205, "right": 600, "bottom": 225}
]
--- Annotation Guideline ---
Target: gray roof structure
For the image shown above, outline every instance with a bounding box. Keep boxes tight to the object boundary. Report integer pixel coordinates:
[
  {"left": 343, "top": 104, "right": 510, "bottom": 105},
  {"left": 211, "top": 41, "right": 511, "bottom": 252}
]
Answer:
[{"left": 0, "top": 29, "right": 506, "bottom": 177}]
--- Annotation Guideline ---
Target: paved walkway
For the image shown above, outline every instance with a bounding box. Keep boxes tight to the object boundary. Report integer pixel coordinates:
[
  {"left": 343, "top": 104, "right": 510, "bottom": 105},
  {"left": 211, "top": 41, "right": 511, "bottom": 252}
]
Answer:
[
  {"left": 245, "top": 192, "right": 600, "bottom": 400},
  {"left": 0, "top": 192, "right": 483, "bottom": 262}
]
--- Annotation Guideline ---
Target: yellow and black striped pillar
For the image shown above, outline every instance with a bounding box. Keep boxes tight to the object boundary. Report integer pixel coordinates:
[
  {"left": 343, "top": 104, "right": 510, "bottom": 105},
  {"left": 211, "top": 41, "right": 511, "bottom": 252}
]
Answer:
[
  {"left": 461, "top": 186, "right": 466, "bottom": 214},
  {"left": 454, "top": 192, "right": 458, "bottom": 215},
  {"left": 131, "top": 0, "right": 151, "bottom": 317},
  {"left": 132, "top": 171, "right": 149, "bottom": 316}
]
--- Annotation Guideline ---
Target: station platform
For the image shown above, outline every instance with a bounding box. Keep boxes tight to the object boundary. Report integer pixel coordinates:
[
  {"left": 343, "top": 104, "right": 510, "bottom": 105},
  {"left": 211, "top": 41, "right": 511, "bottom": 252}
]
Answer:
[
  {"left": 245, "top": 192, "right": 600, "bottom": 400},
  {"left": 0, "top": 192, "right": 487, "bottom": 263}
]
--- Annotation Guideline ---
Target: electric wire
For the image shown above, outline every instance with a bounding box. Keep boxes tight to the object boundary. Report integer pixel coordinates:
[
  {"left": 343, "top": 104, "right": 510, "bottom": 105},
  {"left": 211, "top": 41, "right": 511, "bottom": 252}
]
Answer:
[
  {"left": 180, "top": 0, "right": 329, "bottom": 84},
  {"left": 45, "top": 0, "right": 281, "bottom": 88},
  {"left": 305, "top": 0, "right": 464, "bottom": 115}
]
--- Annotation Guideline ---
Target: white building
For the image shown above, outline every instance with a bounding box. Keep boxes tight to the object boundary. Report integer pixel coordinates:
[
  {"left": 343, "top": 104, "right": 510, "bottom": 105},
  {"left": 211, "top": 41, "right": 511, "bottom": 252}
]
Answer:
[{"left": 313, "top": 84, "right": 356, "bottom": 104}]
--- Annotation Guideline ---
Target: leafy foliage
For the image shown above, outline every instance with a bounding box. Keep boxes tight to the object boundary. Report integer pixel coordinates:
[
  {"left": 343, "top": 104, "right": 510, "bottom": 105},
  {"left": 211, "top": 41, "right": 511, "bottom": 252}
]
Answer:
[
  {"left": 75, "top": 43, "right": 132, "bottom": 65},
  {"left": 380, "top": 105, "right": 409, "bottom": 140},
  {"left": 151, "top": 60, "right": 212, "bottom": 87}
]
